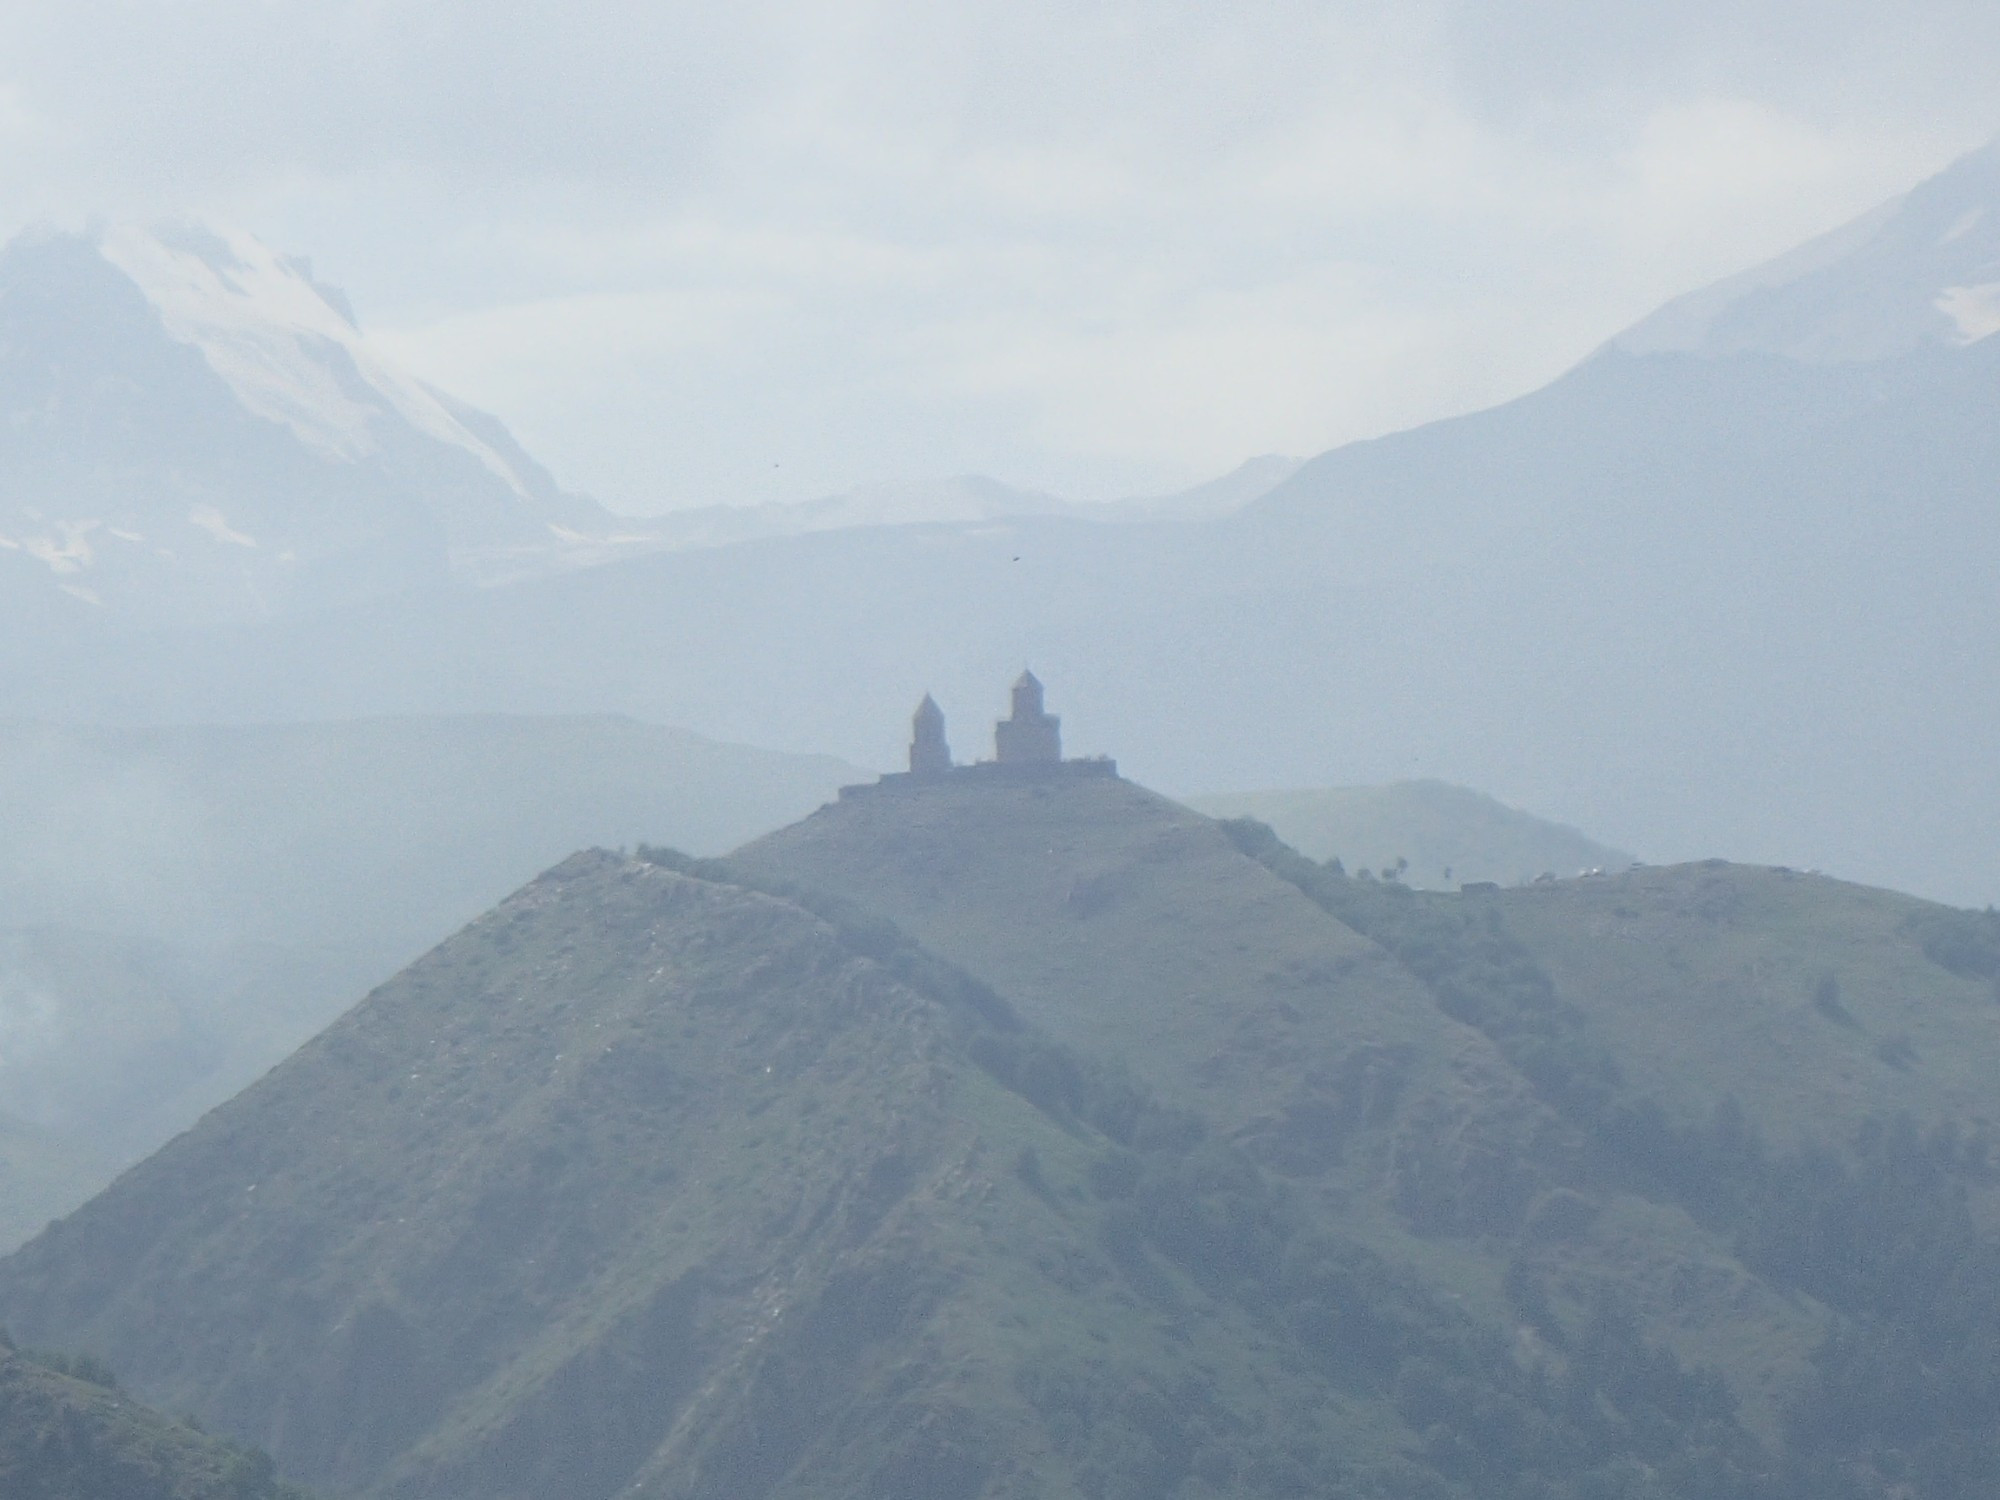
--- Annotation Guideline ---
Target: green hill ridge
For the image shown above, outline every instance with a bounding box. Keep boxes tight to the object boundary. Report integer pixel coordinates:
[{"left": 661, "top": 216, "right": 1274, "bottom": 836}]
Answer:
[
  {"left": 732, "top": 776, "right": 1556, "bottom": 1240},
  {"left": 0, "top": 1336, "right": 309, "bottom": 1500},
  {"left": 0, "top": 840, "right": 1567, "bottom": 1499},
  {"left": 3, "top": 769, "right": 1999, "bottom": 1495},
  {"left": 741, "top": 775, "right": 2000, "bottom": 1486}
]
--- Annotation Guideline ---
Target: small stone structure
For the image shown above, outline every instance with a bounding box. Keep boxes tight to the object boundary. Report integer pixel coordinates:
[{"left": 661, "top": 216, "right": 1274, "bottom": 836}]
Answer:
[
  {"left": 909, "top": 693, "right": 952, "bottom": 774},
  {"left": 846, "top": 672, "right": 1116, "bottom": 798},
  {"left": 994, "top": 670, "right": 1061, "bottom": 764}
]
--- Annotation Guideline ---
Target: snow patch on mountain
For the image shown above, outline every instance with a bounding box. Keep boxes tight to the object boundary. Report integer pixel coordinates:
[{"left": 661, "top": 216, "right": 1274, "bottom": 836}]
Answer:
[
  {"left": 1940, "top": 207, "right": 1985, "bottom": 245},
  {"left": 18, "top": 521, "right": 95, "bottom": 575},
  {"left": 1614, "top": 136, "right": 2000, "bottom": 364},
  {"left": 187, "top": 505, "right": 256, "bottom": 549},
  {"left": 1938, "top": 282, "right": 2000, "bottom": 343},
  {"left": 0, "top": 220, "right": 643, "bottom": 623},
  {"left": 97, "top": 224, "right": 531, "bottom": 495}
]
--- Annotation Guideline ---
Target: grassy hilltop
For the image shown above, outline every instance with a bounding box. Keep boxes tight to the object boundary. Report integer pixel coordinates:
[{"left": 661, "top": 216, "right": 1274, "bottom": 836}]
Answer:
[
  {"left": 741, "top": 775, "right": 2000, "bottom": 1486},
  {"left": 1, "top": 769, "right": 1997, "bottom": 1496},
  {"left": 0, "top": 1337, "right": 309, "bottom": 1500},
  {"left": 0, "top": 850, "right": 1446, "bottom": 1498}
]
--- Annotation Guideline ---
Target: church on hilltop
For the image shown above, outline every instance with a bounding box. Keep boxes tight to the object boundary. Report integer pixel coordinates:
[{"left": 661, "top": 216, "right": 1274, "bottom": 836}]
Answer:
[
  {"left": 992, "top": 670, "right": 1062, "bottom": 764},
  {"left": 844, "top": 672, "right": 1117, "bottom": 798}
]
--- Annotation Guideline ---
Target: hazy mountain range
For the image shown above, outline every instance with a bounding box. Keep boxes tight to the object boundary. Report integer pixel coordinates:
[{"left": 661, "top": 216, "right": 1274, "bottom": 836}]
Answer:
[
  {"left": 5, "top": 141, "right": 1997, "bottom": 904},
  {"left": 633, "top": 458, "right": 1305, "bottom": 555},
  {"left": 0, "top": 224, "right": 1300, "bottom": 627}
]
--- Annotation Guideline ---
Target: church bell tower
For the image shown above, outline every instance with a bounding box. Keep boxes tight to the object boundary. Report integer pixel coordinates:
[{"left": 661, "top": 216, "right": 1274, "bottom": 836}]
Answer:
[
  {"left": 909, "top": 693, "right": 952, "bottom": 774},
  {"left": 993, "top": 670, "right": 1062, "bottom": 763}
]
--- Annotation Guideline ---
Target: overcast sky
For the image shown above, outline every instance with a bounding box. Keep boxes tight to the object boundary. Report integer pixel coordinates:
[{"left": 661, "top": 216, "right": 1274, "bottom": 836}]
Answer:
[{"left": 2, "top": 1, "right": 1997, "bottom": 513}]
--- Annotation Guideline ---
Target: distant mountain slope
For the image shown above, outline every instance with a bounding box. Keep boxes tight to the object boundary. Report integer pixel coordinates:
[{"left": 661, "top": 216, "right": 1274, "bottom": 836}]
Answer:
[
  {"left": 1113, "top": 453, "right": 1304, "bottom": 520},
  {"left": 631, "top": 456, "right": 1302, "bottom": 555},
  {"left": 0, "top": 224, "right": 637, "bottom": 625},
  {"left": 0, "top": 1340, "right": 308, "bottom": 1499},
  {"left": 1223, "top": 310, "right": 2000, "bottom": 900},
  {"left": 1184, "top": 781, "right": 1633, "bottom": 887},
  {"left": 1613, "top": 138, "right": 2000, "bottom": 362},
  {"left": 7, "top": 137, "right": 1996, "bottom": 902},
  {"left": 0, "top": 714, "right": 862, "bottom": 1249},
  {"left": 7, "top": 144, "right": 2000, "bottom": 905}
]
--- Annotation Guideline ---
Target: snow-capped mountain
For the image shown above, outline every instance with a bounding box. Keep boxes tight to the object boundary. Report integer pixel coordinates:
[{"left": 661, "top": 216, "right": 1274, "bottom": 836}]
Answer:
[
  {"left": 0, "top": 223, "right": 637, "bottom": 625},
  {"left": 96, "top": 226, "right": 533, "bottom": 488},
  {"left": 0, "top": 221, "right": 1297, "bottom": 622},
  {"left": 1615, "top": 137, "right": 2000, "bottom": 362}
]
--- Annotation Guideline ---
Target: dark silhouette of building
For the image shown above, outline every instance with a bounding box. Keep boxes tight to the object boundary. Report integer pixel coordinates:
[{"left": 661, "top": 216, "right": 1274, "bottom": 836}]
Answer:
[
  {"left": 840, "top": 673, "right": 1113, "bottom": 799},
  {"left": 994, "top": 670, "right": 1061, "bottom": 763},
  {"left": 909, "top": 693, "right": 952, "bottom": 774}
]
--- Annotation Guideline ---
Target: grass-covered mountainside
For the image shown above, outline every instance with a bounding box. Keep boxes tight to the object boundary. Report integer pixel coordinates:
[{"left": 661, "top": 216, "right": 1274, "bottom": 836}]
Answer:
[
  {"left": 1185, "top": 780, "right": 1633, "bottom": 888},
  {"left": 0, "top": 848, "right": 1457, "bottom": 1500},
  {"left": 4, "top": 770, "right": 1999, "bottom": 1496},
  {"left": 0, "top": 714, "right": 862, "bottom": 1250},
  {"left": 741, "top": 778, "right": 2000, "bottom": 1492},
  {"left": 0, "top": 1335, "right": 309, "bottom": 1499},
  {"left": 733, "top": 777, "right": 1557, "bottom": 1242}
]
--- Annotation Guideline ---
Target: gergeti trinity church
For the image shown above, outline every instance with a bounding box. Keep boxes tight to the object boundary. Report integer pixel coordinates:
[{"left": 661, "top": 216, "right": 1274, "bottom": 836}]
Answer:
[{"left": 847, "top": 673, "right": 1116, "bottom": 797}]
